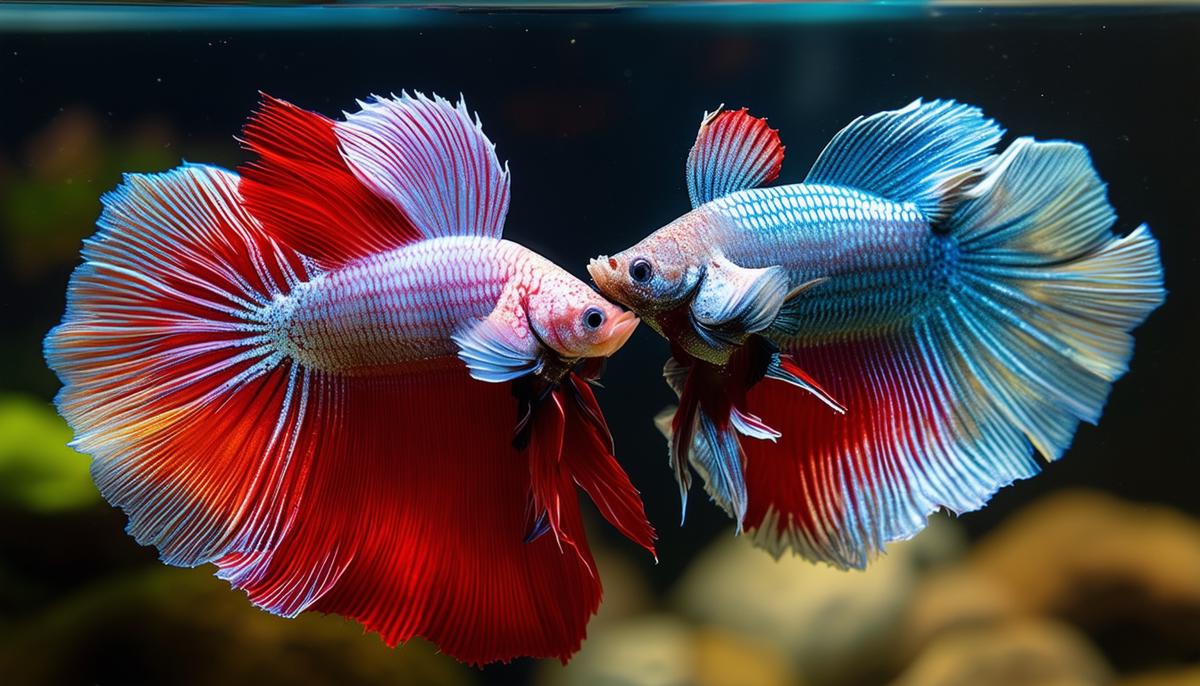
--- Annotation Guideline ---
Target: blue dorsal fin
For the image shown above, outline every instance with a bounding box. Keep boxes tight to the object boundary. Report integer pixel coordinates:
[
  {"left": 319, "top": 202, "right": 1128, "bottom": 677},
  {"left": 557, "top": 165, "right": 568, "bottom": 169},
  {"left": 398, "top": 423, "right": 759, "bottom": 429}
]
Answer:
[
  {"left": 805, "top": 99, "right": 1004, "bottom": 224},
  {"left": 687, "top": 107, "right": 785, "bottom": 208},
  {"left": 337, "top": 92, "right": 511, "bottom": 240}
]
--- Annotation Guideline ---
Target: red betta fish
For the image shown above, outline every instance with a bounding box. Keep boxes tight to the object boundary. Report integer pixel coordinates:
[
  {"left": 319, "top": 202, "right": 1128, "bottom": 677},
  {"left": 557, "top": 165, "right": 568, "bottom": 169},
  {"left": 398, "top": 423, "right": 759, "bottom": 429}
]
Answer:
[
  {"left": 44, "top": 92, "right": 654, "bottom": 665},
  {"left": 589, "top": 100, "right": 1164, "bottom": 569}
]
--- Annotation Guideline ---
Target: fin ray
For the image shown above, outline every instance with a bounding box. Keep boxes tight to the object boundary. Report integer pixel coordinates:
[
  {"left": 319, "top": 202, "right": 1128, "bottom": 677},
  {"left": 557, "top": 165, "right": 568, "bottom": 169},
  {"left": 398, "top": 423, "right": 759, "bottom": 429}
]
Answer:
[
  {"left": 804, "top": 99, "right": 1003, "bottom": 223},
  {"left": 687, "top": 108, "right": 785, "bottom": 207}
]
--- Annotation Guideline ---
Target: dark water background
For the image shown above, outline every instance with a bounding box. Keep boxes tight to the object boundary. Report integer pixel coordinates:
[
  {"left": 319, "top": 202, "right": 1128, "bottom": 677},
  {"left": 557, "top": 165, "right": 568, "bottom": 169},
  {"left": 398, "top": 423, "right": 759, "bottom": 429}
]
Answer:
[{"left": 1, "top": 5, "right": 1198, "bottom": 685}]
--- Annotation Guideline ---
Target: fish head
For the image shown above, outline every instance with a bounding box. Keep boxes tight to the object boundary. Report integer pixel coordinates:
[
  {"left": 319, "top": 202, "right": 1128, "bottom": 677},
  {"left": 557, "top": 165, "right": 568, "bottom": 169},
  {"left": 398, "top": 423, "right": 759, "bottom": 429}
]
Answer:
[
  {"left": 588, "top": 213, "right": 711, "bottom": 318},
  {"left": 526, "top": 269, "right": 640, "bottom": 361}
]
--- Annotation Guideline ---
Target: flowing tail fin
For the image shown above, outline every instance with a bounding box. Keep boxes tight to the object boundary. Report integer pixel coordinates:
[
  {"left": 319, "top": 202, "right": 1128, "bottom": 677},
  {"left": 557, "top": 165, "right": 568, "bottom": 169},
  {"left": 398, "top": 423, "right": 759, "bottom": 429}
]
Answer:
[
  {"left": 948, "top": 138, "right": 1164, "bottom": 458},
  {"left": 735, "top": 134, "right": 1163, "bottom": 567},
  {"left": 45, "top": 164, "right": 316, "bottom": 567},
  {"left": 44, "top": 164, "right": 646, "bottom": 664},
  {"left": 661, "top": 101, "right": 1163, "bottom": 567}
]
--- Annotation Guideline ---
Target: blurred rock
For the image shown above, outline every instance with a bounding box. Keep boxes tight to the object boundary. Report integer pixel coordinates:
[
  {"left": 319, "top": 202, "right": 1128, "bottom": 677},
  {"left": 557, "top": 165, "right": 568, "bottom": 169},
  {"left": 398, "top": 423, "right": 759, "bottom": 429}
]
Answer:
[
  {"left": 671, "top": 513, "right": 964, "bottom": 685},
  {"left": 589, "top": 542, "right": 655, "bottom": 627},
  {"left": 897, "top": 566, "right": 1019, "bottom": 662},
  {"left": 538, "top": 614, "right": 797, "bottom": 686},
  {"left": 0, "top": 566, "right": 474, "bottom": 686},
  {"left": 890, "top": 618, "right": 1114, "bottom": 686},
  {"left": 967, "top": 490, "right": 1200, "bottom": 669},
  {"left": 1116, "top": 666, "right": 1200, "bottom": 686}
]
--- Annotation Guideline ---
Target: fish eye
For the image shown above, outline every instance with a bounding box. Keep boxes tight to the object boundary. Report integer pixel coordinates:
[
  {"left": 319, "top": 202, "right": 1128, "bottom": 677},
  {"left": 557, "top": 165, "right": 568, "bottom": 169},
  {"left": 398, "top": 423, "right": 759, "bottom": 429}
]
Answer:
[
  {"left": 583, "top": 307, "right": 605, "bottom": 330},
  {"left": 629, "top": 258, "right": 653, "bottom": 284}
]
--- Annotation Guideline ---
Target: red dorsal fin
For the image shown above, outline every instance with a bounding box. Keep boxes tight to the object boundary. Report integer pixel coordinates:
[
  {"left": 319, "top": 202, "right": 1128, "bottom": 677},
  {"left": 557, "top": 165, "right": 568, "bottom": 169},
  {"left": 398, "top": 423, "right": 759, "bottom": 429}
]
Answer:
[
  {"left": 686, "top": 107, "right": 785, "bottom": 208},
  {"left": 239, "top": 94, "right": 421, "bottom": 268}
]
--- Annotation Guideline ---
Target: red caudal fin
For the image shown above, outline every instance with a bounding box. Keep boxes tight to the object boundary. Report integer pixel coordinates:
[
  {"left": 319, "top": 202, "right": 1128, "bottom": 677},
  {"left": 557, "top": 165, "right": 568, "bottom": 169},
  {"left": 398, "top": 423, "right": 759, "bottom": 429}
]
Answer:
[
  {"left": 240, "top": 92, "right": 511, "bottom": 268},
  {"left": 44, "top": 165, "right": 317, "bottom": 567},
  {"left": 44, "top": 165, "right": 635, "bottom": 664},
  {"left": 222, "top": 370, "right": 606, "bottom": 665}
]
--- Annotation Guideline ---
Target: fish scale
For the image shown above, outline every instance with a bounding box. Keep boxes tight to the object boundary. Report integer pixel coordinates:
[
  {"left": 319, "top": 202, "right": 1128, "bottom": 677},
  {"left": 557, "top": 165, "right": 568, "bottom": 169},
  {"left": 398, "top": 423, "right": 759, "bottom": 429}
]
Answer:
[
  {"left": 590, "top": 99, "right": 1163, "bottom": 568},
  {"left": 712, "top": 183, "right": 948, "bottom": 343},
  {"left": 272, "top": 236, "right": 551, "bottom": 373}
]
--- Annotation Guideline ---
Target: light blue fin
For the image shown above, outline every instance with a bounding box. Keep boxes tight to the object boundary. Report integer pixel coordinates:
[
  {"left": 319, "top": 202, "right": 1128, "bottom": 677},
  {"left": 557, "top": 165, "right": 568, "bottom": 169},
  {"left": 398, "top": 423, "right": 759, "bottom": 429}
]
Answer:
[
  {"left": 452, "top": 318, "right": 543, "bottom": 383},
  {"left": 690, "top": 255, "right": 789, "bottom": 346},
  {"left": 738, "top": 136, "right": 1163, "bottom": 569},
  {"left": 693, "top": 410, "right": 749, "bottom": 530},
  {"left": 337, "top": 92, "right": 511, "bottom": 239},
  {"left": 947, "top": 137, "right": 1165, "bottom": 459},
  {"left": 653, "top": 397, "right": 748, "bottom": 529},
  {"left": 686, "top": 107, "right": 785, "bottom": 208},
  {"left": 805, "top": 99, "right": 1003, "bottom": 223}
]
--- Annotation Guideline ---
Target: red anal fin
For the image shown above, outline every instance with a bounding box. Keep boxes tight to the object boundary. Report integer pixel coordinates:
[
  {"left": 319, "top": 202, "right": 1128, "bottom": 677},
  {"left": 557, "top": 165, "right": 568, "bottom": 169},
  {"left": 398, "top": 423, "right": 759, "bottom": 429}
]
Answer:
[
  {"left": 239, "top": 94, "right": 420, "bottom": 268},
  {"left": 562, "top": 375, "right": 656, "bottom": 557},
  {"left": 220, "top": 369, "right": 603, "bottom": 665}
]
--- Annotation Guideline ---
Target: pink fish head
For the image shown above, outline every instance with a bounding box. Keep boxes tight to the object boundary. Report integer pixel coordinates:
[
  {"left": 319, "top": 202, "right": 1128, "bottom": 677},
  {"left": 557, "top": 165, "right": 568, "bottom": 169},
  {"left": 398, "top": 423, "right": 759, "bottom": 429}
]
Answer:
[{"left": 526, "top": 268, "right": 640, "bottom": 361}]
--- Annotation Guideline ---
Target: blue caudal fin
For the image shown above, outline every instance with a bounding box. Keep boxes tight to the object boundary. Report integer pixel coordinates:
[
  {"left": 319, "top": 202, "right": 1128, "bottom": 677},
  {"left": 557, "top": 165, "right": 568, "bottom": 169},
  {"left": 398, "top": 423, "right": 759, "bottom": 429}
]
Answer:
[
  {"left": 805, "top": 99, "right": 1003, "bottom": 223},
  {"left": 946, "top": 137, "right": 1165, "bottom": 460},
  {"left": 730, "top": 129, "right": 1163, "bottom": 569}
]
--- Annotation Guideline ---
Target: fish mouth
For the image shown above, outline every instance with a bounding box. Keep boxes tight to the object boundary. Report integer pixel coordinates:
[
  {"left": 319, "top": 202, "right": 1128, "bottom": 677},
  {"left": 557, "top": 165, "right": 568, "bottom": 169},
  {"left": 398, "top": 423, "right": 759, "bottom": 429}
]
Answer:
[
  {"left": 598, "top": 310, "right": 639, "bottom": 357},
  {"left": 588, "top": 255, "right": 625, "bottom": 301}
]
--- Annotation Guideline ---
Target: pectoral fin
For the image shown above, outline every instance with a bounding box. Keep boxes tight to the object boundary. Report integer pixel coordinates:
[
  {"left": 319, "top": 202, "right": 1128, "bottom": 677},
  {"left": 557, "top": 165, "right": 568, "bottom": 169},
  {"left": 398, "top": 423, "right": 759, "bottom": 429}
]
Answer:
[
  {"left": 690, "top": 255, "right": 790, "bottom": 346},
  {"left": 453, "top": 316, "right": 543, "bottom": 383}
]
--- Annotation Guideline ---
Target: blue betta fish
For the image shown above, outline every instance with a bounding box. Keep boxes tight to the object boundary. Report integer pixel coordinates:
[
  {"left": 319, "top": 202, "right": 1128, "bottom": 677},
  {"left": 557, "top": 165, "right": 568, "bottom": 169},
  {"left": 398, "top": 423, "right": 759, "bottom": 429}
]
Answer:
[{"left": 589, "top": 100, "right": 1165, "bottom": 568}]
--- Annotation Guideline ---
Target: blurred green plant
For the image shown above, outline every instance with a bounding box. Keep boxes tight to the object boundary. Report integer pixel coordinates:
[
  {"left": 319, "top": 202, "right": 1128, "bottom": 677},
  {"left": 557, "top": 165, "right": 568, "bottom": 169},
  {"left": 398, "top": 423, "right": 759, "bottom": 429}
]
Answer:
[
  {"left": 0, "top": 393, "right": 98, "bottom": 512},
  {"left": 0, "top": 107, "right": 230, "bottom": 282}
]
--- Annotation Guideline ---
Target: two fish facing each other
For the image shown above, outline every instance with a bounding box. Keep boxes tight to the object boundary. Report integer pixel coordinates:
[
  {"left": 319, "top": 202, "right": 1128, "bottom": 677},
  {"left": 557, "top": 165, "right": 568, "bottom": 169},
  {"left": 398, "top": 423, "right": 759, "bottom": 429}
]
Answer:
[{"left": 44, "top": 94, "right": 1165, "bottom": 666}]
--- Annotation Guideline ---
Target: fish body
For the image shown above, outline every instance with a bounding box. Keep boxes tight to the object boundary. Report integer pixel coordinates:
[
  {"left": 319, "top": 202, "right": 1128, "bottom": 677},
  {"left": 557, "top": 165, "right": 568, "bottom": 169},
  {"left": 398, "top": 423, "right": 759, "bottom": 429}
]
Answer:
[
  {"left": 45, "top": 92, "right": 651, "bottom": 665},
  {"left": 637, "top": 184, "right": 938, "bottom": 358},
  {"left": 591, "top": 100, "right": 1164, "bottom": 568},
  {"left": 275, "top": 236, "right": 630, "bottom": 373}
]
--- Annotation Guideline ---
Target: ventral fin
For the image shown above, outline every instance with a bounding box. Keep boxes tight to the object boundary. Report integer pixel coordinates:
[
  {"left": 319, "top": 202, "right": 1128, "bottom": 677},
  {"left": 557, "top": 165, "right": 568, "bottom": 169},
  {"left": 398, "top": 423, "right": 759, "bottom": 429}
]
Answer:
[
  {"left": 690, "top": 255, "right": 790, "bottom": 346},
  {"left": 687, "top": 107, "right": 785, "bottom": 208},
  {"left": 805, "top": 99, "right": 1003, "bottom": 224},
  {"left": 453, "top": 315, "right": 542, "bottom": 383}
]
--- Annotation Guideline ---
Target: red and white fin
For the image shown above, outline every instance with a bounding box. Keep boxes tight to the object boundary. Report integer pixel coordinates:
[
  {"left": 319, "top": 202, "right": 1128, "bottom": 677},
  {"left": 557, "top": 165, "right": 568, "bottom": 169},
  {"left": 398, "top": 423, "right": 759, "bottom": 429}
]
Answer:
[
  {"left": 337, "top": 92, "right": 510, "bottom": 240},
  {"left": 240, "top": 92, "right": 510, "bottom": 269},
  {"left": 45, "top": 164, "right": 315, "bottom": 567},
  {"left": 239, "top": 95, "right": 421, "bottom": 268},
  {"left": 686, "top": 107, "right": 785, "bottom": 208}
]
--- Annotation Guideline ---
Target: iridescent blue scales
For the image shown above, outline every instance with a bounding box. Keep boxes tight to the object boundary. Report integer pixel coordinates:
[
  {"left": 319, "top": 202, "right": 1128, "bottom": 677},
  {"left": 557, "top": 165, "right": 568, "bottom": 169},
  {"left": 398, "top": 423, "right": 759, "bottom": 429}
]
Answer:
[{"left": 591, "top": 99, "right": 1165, "bottom": 568}]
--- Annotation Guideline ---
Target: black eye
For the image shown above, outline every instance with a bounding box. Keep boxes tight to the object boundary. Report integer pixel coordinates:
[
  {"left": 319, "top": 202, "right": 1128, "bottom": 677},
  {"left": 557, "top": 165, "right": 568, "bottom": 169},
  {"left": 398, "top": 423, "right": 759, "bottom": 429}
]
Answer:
[
  {"left": 583, "top": 307, "right": 605, "bottom": 330},
  {"left": 629, "top": 258, "right": 653, "bottom": 283}
]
